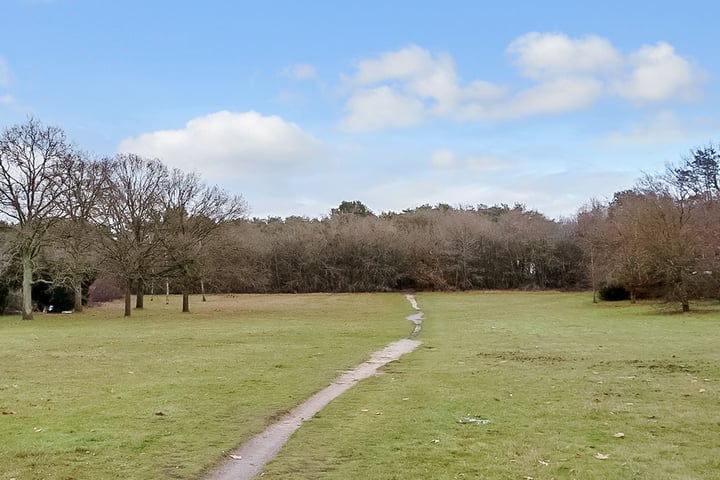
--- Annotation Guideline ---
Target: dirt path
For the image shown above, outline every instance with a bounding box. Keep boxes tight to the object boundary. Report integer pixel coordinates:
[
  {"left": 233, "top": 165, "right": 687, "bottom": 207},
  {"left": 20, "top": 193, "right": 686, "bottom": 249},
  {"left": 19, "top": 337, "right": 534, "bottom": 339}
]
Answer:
[{"left": 206, "top": 295, "right": 423, "bottom": 480}]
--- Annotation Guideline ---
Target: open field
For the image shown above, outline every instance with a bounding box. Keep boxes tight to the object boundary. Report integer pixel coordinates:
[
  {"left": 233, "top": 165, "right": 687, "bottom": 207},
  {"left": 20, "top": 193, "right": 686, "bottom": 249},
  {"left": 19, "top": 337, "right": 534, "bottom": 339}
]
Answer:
[
  {"left": 262, "top": 292, "right": 720, "bottom": 479},
  {"left": 2, "top": 292, "right": 720, "bottom": 479},
  {"left": 0, "top": 294, "right": 411, "bottom": 479}
]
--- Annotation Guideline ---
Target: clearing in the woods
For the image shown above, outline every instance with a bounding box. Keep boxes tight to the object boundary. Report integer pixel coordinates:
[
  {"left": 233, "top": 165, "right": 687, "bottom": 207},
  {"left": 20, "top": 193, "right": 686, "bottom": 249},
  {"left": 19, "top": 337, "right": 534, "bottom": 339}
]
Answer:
[{"left": 2, "top": 292, "right": 719, "bottom": 479}]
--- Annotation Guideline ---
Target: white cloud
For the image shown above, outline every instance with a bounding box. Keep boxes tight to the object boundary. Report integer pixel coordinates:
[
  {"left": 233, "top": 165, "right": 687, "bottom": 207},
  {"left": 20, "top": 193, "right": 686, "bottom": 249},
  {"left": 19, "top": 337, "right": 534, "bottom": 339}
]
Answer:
[
  {"left": 350, "top": 45, "right": 438, "bottom": 85},
  {"left": 339, "top": 35, "right": 705, "bottom": 131},
  {"left": 341, "top": 45, "right": 508, "bottom": 130},
  {"left": 465, "top": 155, "right": 510, "bottom": 172},
  {"left": 341, "top": 86, "right": 425, "bottom": 131},
  {"left": 614, "top": 42, "right": 702, "bottom": 102},
  {"left": 358, "top": 167, "right": 635, "bottom": 220},
  {"left": 508, "top": 32, "right": 622, "bottom": 78},
  {"left": 430, "top": 149, "right": 456, "bottom": 169},
  {"left": 503, "top": 77, "right": 604, "bottom": 118},
  {"left": 118, "top": 110, "right": 326, "bottom": 179},
  {"left": 431, "top": 149, "right": 511, "bottom": 171},
  {"left": 283, "top": 63, "right": 317, "bottom": 80},
  {"left": 602, "top": 110, "right": 696, "bottom": 146},
  {"left": 0, "top": 94, "right": 14, "bottom": 105}
]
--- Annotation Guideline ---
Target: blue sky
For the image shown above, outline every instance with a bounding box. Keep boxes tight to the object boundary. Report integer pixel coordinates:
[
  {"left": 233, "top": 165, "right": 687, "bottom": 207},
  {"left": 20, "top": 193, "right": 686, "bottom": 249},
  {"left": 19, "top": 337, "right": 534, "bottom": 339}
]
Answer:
[{"left": 1, "top": 0, "right": 718, "bottom": 219}]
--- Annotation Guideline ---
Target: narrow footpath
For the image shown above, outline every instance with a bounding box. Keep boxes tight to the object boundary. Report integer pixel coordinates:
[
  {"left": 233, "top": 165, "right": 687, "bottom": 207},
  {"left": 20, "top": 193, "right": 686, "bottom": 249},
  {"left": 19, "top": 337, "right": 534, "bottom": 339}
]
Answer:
[{"left": 206, "top": 294, "right": 423, "bottom": 480}]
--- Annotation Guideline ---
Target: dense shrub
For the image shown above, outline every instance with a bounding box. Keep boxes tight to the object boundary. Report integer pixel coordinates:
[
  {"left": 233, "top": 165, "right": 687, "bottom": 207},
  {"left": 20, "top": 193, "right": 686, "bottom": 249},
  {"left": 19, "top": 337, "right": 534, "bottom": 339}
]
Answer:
[
  {"left": 599, "top": 284, "right": 631, "bottom": 301},
  {"left": 88, "top": 275, "right": 124, "bottom": 304},
  {"left": 32, "top": 283, "right": 75, "bottom": 311}
]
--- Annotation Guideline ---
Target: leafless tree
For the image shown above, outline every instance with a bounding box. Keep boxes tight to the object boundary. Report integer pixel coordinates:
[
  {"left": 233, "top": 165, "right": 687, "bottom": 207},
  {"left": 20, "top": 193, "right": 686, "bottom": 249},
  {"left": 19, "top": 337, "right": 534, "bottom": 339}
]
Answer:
[
  {"left": 160, "top": 168, "right": 246, "bottom": 312},
  {"left": 0, "top": 118, "right": 74, "bottom": 319},
  {"left": 96, "top": 154, "right": 167, "bottom": 316},
  {"left": 49, "top": 155, "right": 111, "bottom": 312},
  {"left": 576, "top": 200, "right": 609, "bottom": 303},
  {"left": 604, "top": 191, "right": 661, "bottom": 303}
]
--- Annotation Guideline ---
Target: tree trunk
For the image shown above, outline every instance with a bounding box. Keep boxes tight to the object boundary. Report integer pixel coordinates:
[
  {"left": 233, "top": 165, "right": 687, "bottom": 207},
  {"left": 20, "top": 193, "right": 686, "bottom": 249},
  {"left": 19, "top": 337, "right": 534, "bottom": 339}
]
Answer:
[
  {"left": 677, "top": 279, "right": 690, "bottom": 313},
  {"left": 201, "top": 279, "right": 207, "bottom": 302},
  {"left": 165, "top": 279, "right": 170, "bottom": 305},
  {"left": 135, "top": 279, "right": 144, "bottom": 309},
  {"left": 73, "top": 277, "right": 84, "bottom": 313},
  {"left": 590, "top": 249, "right": 597, "bottom": 304},
  {"left": 124, "top": 281, "right": 132, "bottom": 317},
  {"left": 182, "top": 291, "right": 190, "bottom": 313},
  {"left": 680, "top": 287, "right": 690, "bottom": 312},
  {"left": 21, "top": 255, "right": 33, "bottom": 320}
]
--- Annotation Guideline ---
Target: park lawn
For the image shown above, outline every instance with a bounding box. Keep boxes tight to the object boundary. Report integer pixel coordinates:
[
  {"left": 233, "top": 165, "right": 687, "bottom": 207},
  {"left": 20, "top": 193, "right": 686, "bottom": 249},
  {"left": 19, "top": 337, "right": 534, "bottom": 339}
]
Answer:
[
  {"left": 0, "top": 293, "right": 412, "bottom": 480},
  {"left": 261, "top": 292, "right": 720, "bottom": 479}
]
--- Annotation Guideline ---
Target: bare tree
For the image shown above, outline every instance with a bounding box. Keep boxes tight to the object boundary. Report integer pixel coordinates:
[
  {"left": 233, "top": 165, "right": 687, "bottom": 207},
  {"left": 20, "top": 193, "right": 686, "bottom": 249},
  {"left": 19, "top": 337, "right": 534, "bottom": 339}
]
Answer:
[
  {"left": 51, "top": 155, "right": 110, "bottom": 311},
  {"left": 576, "top": 200, "right": 609, "bottom": 303},
  {"left": 670, "top": 145, "right": 719, "bottom": 203},
  {"left": 96, "top": 154, "right": 167, "bottom": 316},
  {"left": 438, "top": 210, "right": 491, "bottom": 290},
  {"left": 160, "top": 169, "right": 246, "bottom": 312},
  {"left": 0, "top": 118, "right": 73, "bottom": 319},
  {"left": 604, "top": 191, "right": 661, "bottom": 303}
]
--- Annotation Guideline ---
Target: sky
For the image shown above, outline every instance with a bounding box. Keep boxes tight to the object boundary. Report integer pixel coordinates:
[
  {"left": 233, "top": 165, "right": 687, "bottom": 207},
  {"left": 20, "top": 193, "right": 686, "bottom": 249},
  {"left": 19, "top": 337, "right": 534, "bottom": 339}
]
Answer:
[{"left": 1, "top": 0, "right": 718, "bottom": 220}]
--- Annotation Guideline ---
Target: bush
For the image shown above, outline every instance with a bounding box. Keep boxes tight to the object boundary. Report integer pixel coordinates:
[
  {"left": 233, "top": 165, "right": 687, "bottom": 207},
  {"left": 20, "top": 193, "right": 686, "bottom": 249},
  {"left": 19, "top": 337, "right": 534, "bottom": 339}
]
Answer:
[
  {"left": 88, "top": 275, "right": 124, "bottom": 304},
  {"left": 32, "top": 282, "right": 75, "bottom": 312},
  {"left": 599, "top": 284, "right": 631, "bottom": 301},
  {"left": 0, "top": 283, "right": 10, "bottom": 314}
]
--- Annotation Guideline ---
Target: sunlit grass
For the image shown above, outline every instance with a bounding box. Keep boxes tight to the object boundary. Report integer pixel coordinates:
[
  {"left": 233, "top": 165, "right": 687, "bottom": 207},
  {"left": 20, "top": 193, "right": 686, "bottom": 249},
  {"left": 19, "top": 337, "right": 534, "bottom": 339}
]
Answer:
[
  {"left": 0, "top": 293, "right": 411, "bottom": 479},
  {"left": 262, "top": 292, "right": 720, "bottom": 479}
]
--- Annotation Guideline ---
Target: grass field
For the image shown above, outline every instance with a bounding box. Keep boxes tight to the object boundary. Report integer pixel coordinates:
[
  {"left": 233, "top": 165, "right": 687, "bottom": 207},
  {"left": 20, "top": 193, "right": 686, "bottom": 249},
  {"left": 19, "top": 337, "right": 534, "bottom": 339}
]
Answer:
[
  {"left": 0, "top": 293, "right": 411, "bottom": 479},
  {"left": 261, "top": 292, "right": 720, "bottom": 479},
  {"left": 2, "top": 292, "right": 719, "bottom": 479}
]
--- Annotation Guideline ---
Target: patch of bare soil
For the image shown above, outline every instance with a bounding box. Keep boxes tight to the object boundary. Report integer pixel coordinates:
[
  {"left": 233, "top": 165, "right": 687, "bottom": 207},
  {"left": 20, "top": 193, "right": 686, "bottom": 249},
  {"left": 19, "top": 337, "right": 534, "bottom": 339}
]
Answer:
[{"left": 206, "top": 295, "right": 423, "bottom": 480}]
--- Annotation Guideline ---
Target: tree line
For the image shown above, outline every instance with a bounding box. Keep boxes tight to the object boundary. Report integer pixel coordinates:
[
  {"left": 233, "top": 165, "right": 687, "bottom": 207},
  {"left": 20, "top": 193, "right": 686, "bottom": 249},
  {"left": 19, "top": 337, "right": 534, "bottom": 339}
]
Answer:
[
  {"left": 0, "top": 118, "right": 718, "bottom": 317},
  {"left": 0, "top": 118, "right": 245, "bottom": 318},
  {"left": 203, "top": 202, "right": 584, "bottom": 295},
  {"left": 577, "top": 145, "right": 720, "bottom": 311}
]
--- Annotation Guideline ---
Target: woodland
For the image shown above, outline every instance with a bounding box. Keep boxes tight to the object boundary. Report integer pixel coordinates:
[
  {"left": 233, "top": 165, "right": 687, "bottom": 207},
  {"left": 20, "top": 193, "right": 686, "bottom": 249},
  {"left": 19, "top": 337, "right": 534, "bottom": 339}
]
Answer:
[{"left": 0, "top": 118, "right": 718, "bottom": 317}]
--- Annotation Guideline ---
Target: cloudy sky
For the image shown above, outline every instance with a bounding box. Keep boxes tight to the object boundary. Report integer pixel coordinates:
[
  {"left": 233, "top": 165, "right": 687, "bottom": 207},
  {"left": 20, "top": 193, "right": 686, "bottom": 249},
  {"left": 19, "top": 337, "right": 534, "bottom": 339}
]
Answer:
[{"left": 1, "top": 0, "right": 718, "bottom": 219}]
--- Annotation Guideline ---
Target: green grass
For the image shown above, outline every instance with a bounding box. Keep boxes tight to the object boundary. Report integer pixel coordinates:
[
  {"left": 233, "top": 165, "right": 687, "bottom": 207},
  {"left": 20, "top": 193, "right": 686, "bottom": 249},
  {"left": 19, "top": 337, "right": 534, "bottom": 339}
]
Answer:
[
  {"left": 0, "top": 293, "right": 411, "bottom": 479},
  {"left": 261, "top": 292, "right": 720, "bottom": 479},
  {"left": 3, "top": 292, "right": 720, "bottom": 480}
]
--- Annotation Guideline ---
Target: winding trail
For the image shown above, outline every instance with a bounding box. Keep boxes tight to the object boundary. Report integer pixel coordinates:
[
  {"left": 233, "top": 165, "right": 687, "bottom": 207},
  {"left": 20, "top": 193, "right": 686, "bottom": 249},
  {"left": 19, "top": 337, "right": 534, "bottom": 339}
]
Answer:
[{"left": 206, "top": 294, "right": 423, "bottom": 480}]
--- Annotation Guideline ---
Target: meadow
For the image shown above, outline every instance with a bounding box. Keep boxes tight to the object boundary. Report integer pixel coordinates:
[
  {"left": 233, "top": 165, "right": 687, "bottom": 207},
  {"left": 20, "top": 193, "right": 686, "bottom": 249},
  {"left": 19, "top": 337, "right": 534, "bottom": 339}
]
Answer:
[
  {"left": 0, "top": 294, "right": 410, "bottom": 479},
  {"left": 262, "top": 292, "right": 720, "bottom": 479},
  {"left": 2, "top": 292, "right": 719, "bottom": 479}
]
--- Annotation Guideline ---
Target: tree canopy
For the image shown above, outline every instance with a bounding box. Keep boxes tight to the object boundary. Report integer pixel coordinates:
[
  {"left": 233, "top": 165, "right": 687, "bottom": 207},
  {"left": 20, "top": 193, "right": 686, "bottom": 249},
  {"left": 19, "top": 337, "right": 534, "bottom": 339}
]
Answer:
[{"left": 0, "top": 118, "right": 717, "bottom": 315}]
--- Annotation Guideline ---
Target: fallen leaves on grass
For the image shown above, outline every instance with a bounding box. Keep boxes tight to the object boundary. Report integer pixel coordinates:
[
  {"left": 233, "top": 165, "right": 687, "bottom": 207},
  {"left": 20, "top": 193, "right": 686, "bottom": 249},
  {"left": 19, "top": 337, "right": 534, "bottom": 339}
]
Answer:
[
  {"left": 33, "top": 427, "right": 43, "bottom": 433},
  {"left": 229, "top": 454, "right": 242, "bottom": 460},
  {"left": 1, "top": 410, "right": 16, "bottom": 415},
  {"left": 538, "top": 459, "right": 550, "bottom": 466},
  {"left": 594, "top": 453, "right": 609, "bottom": 460},
  {"left": 614, "top": 432, "right": 625, "bottom": 438}
]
